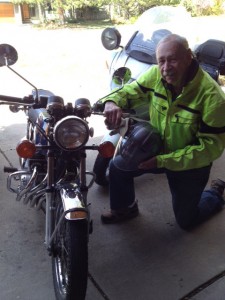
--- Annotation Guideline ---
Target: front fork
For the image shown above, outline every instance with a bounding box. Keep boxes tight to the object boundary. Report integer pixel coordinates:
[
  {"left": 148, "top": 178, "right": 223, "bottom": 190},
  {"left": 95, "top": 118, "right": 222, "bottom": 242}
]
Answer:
[
  {"left": 45, "top": 150, "right": 55, "bottom": 250},
  {"left": 45, "top": 151, "right": 93, "bottom": 253}
]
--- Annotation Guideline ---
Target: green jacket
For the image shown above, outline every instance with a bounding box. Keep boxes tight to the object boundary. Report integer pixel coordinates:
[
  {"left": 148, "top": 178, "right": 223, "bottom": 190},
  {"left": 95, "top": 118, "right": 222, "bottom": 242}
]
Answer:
[{"left": 100, "top": 63, "right": 225, "bottom": 171}]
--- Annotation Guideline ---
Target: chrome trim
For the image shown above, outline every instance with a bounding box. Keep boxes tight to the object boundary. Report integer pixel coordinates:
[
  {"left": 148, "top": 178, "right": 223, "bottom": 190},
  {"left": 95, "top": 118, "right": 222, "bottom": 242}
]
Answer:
[
  {"left": 30, "top": 188, "right": 46, "bottom": 208},
  {"left": 60, "top": 186, "right": 85, "bottom": 214},
  {"left": 7, "top": 170, "right": 31, "bottom": 194},
  {"left": 27, "top": 175, "right": 47, "bottom": 206},
  {"left": 7, "top": 167, "right": 38, "bottom": 202},
  {"left": 85, "top": 171, "right": 96, "bottom": 189},
  {"left": 20, "top": 167, "right": 38, "bottom": 204},
  {"left": 6, "top": 167, "right": 47, "bottom": 206},
  {"left": 35, "top": 194, "right": 46, "bottom": 211}
]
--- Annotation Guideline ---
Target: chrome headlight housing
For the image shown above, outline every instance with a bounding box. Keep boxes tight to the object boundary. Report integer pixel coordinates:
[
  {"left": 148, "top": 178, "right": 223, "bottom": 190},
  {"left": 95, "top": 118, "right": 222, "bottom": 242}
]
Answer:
[{"left": 54, "top": 116, "right": 89, "bottom": 151}]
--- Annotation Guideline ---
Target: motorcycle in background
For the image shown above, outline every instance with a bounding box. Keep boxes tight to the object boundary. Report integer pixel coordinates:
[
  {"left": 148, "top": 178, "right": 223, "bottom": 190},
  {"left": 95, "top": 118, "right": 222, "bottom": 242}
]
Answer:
[{"left": 0, "top": 43, "right": 111, "bottom": 300}]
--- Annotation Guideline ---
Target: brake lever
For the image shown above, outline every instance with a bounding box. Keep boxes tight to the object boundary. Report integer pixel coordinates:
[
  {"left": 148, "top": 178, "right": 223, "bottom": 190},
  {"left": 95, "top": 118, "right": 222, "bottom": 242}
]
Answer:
[{"left": 109, "top": 118, "right": 130, "bottom": 137}]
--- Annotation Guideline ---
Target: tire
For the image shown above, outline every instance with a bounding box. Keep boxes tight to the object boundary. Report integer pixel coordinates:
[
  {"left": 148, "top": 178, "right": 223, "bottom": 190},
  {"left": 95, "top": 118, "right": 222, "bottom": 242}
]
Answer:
[
  {"left": 93, "top": 154, "right": 111, "bottom": 186},
  {"left": 52, "top": 199, "right": 88, "bottom": 300}
]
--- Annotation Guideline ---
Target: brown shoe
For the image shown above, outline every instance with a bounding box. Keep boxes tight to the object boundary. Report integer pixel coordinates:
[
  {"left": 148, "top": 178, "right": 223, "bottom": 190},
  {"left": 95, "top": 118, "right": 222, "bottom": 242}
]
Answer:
[
  {"left": 101, "top": 203, "right": 139, "bottom": 224},
  {"left": 210, "top": 178, "right": 225, "bottom": 196}
]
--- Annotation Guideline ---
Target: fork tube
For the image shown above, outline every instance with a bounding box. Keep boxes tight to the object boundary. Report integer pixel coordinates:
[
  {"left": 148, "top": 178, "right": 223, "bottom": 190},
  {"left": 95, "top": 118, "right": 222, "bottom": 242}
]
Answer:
[
  {"left": 79, "top": 152, "right": 89, "bottom": 209},
  {"left": 80, "top": 152, "right": 86, "bottom": 187},
  {"left": 45, "top": 151, "right": 55, "bottom": 247}
]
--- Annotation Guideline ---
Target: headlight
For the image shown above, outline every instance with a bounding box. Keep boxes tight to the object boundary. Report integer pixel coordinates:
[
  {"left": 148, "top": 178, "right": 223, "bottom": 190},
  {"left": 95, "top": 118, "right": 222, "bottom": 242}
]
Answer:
[
  {"left": 101, "top": 28, "right": 121, "bottom": 50},
  {"left": 54, "top": 116, "right": 89, "bottom": 151}
]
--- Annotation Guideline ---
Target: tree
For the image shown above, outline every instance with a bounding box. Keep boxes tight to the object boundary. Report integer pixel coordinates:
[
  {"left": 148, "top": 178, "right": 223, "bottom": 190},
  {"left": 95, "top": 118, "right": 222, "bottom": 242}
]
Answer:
[
  {"left": 181, "top": 0, "right": 224, "bottom": 16},
  {"left": 105, "top": 0, "right": 181, "bottom": 22}
]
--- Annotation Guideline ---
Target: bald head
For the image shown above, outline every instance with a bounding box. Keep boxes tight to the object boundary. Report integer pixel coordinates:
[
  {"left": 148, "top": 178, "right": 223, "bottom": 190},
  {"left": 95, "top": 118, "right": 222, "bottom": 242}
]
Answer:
[{"left": 156, "top": 34, "right": 190, "bottom": 52}]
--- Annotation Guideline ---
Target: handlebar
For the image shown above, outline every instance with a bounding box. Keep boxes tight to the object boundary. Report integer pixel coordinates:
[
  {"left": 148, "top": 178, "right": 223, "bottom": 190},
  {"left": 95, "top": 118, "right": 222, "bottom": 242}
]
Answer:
[
  {"left": 0, "top": 94, "right": 35, "bottom": 105},
  {"left": 92, "top": 111, "right": 131, "bottom": 118}
]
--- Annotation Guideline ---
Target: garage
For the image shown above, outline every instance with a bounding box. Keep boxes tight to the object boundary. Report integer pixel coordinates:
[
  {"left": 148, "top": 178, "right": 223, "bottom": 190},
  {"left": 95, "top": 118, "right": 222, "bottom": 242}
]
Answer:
[
  {"left": 0, "top": 1, "right": 33, "bottom": 23},
  {"left": 0, "top": 2, "right": 14, "bottom": 22},
  {"left": 0, "top": 2, "right": 14, "bottom": 17}
]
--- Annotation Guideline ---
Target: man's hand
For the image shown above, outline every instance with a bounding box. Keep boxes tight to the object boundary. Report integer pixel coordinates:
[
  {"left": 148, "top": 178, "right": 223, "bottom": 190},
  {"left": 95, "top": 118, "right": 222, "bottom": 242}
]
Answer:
[
  {"left": 104, "top": 101, "right": 122, "bottom": 128},
  {"left": 138, "top": 156, "right": 157, "bottom": 170}
]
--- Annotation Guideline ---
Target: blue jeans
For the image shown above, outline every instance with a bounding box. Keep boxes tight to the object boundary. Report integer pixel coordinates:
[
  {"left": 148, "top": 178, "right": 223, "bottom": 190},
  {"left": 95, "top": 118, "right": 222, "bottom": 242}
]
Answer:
[{"left": 109, "top": 158, "right": 224, "bottom": 230}]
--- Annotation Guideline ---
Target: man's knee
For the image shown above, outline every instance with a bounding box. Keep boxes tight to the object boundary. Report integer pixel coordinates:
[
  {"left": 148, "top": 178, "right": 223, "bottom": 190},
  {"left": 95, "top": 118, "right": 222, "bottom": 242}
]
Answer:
[{"left": 175, "top": 214, "right": 198, "bottom": 231}]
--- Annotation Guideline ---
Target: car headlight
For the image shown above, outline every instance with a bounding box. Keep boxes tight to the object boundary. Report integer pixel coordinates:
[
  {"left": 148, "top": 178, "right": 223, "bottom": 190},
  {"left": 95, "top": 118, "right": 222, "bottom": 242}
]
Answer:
[{"left": 54, "top": 116, "right": 89, "bottom": 151}]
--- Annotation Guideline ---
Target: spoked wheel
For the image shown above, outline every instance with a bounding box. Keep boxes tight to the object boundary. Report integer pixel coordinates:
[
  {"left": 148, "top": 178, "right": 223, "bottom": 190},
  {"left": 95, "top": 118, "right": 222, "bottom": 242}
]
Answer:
[{"left": 52, "top": 200, "right": 88, "bottom": 300}]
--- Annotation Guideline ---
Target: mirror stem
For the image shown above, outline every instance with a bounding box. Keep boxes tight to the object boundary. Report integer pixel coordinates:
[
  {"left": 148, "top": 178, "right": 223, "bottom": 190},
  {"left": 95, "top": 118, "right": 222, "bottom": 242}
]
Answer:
[{"left": 7, "top": 65, "right": 38, "bottom": 103}]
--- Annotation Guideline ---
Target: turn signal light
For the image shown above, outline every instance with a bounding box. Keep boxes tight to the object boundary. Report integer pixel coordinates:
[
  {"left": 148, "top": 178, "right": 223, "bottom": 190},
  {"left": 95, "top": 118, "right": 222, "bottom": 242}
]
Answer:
[
  {"left": 16, "top": 139, "right": 36, "bottom": 158},
  {"left": 98, "top": 141, "right": 115, "bottom": 158}
]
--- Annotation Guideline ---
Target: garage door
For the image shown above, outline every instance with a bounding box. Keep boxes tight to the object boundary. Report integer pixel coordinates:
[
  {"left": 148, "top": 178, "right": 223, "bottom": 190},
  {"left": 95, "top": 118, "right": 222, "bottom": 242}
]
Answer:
[{"left": 0, "top": 3, "right": 14, "bottom": 18}]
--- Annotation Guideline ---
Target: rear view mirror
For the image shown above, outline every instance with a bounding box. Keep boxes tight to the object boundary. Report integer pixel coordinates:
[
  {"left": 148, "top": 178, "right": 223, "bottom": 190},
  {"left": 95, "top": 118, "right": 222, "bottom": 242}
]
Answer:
[
  {"left": 112, "top": 67, "right": 132, "bottom": 85},
  {"left": 0, "top": 44, "right": 18, "bottom": 67}
]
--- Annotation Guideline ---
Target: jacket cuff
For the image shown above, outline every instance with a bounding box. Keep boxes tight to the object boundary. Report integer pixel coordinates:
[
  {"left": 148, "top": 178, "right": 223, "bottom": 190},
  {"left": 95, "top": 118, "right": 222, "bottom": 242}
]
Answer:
[{"left": 156, "top": 155, "right": 165, "bottom": 168}]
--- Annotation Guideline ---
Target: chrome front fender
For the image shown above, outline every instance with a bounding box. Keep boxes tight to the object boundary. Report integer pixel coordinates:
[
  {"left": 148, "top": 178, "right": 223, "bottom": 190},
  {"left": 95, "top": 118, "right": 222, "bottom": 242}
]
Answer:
[
  {"left": 46, "top": 183, "right": 89, "bottom": 249},
  {"left": 60, "top": 183, "right": 88, "bottom": 221}
]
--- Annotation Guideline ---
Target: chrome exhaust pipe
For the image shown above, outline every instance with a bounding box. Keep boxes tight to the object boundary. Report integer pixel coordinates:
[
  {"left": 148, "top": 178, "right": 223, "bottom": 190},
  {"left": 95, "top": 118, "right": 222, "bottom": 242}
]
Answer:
[
  {"left": 27, "top": 175, "right": 47, "bottom": 206},
  {"left": 30, "top": 188, "right": 46, "bottom": 208}
]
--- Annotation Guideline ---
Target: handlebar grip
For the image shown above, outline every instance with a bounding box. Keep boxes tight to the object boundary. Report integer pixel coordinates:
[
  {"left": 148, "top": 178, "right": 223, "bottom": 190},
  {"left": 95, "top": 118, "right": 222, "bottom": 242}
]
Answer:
[
  {"left": 92, "top": 101, "right": 104, "bottom": 112},
  {"left": 0, "top": 94, "right": 34, "bottom": 105}
]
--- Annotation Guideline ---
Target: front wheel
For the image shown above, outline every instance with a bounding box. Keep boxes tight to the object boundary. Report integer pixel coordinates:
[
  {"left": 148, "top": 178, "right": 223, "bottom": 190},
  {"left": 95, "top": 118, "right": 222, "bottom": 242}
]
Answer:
[
  {"left": 52, "top": 200, "right": 88, "bottom": 300},
  {"left": 93, "top": 154, "right": 111, "bottom": 186}
]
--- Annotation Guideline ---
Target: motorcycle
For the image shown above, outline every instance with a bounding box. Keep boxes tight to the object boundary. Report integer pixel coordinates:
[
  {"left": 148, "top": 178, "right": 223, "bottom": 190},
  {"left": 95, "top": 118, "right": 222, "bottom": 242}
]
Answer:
[
  {"left": 93, "top": 28, "right": 225, "bottom": 186},
  {"left": 0, "top": 43, "right": 113, "bottom": 300}
]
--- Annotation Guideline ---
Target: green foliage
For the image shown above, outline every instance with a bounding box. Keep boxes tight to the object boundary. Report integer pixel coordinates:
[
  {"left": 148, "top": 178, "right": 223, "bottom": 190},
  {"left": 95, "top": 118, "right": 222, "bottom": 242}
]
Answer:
[
  {"left": 181, "top": 0, "right": 224, "bottom": 16},
  {"left": 13, "top": 0, "right": 225, "bottom": 26},
  {"left": 212, "top": 0, "right": 224, "bottom": 14},
  {"left": 66, "top": 0, "right": 108, "bottom": 9}
]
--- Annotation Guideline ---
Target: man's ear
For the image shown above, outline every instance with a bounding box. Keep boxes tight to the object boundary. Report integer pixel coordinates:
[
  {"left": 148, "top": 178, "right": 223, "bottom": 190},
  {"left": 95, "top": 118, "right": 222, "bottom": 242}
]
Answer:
[
  {"left": 187, "top": 48, "right": 194, "bottom": 63},
  {"left": 184, "top": 48, "right": 193, "bottom": 67}
]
